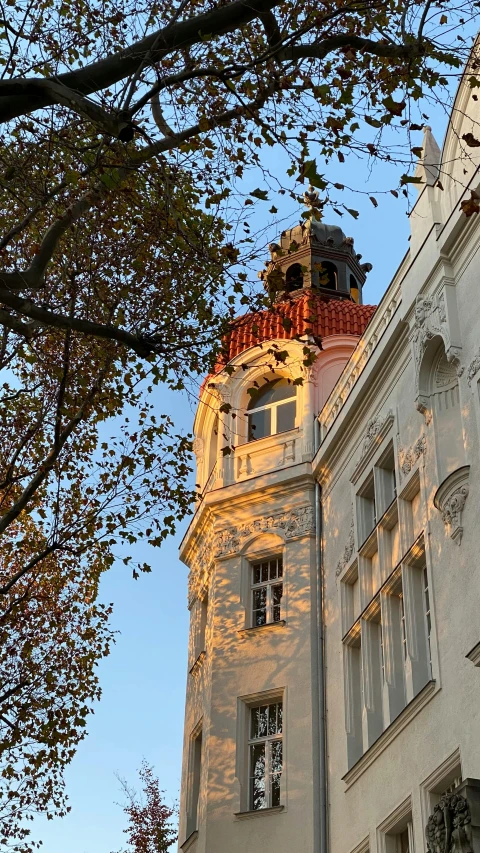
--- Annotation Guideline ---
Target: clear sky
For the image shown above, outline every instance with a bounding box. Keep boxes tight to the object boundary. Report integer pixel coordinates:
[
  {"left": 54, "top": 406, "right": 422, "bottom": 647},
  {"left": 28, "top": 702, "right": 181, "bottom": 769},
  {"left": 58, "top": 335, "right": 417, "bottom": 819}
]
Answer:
[{"left": 30, "top": 102, "right": 450, "bottom": 853}]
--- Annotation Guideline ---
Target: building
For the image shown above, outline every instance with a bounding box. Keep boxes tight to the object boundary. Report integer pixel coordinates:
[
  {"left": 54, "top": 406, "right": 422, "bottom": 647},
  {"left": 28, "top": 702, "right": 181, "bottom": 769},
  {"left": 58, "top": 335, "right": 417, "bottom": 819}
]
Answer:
[{"left": 176, "top": 55, "right": 480, "bottom": 853}]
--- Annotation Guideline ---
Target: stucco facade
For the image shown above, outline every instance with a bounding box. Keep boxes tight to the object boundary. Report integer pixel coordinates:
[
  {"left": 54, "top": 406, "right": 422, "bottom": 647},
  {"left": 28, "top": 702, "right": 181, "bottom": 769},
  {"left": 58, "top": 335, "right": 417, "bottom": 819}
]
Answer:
[{"left": 177, "top": 57, "right": 480, "bottom": 853}]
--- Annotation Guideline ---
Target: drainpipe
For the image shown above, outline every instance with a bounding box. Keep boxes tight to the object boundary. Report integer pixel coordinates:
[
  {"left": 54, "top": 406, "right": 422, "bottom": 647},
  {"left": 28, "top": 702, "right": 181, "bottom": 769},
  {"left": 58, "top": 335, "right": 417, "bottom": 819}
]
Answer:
[{"left": 314, "top": 415, "right": 327, "bottom": 853}]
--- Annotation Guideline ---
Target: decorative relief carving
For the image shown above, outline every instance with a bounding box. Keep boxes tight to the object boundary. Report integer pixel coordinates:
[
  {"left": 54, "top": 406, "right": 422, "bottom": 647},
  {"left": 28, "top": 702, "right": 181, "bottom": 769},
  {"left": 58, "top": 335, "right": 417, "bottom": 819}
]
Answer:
[
  {"left": 441, "top": 486, "right": 469, "bottom": 543},
  {"left": 215, "top": 505, "right": 315, "bottom": 557},
  {"left": 434, "top": 465, "right": 470, "bottom": 546},
  {"left": 426, "top": 792, "right": 472, "bottom": 853},
  {"left": 187, "top": 527, "right": 215, "bottom": 606},
  {"left": 351, "top": 410, "right": 394, "bottom": 484},
  {"left": 398, "top": 434, "right": 427, "bottom": 477},
  {"left": 336, "top": 515, "right": 355, "bottom": 577},
  {"left": 467, "top": 347, "right": 480, "bottom": 386},
  {"left": 192, "top": 437, "right": 204, "bottom": 461},
  {"left": 361, "top": 409, "right": 394, "bottom": 458}
]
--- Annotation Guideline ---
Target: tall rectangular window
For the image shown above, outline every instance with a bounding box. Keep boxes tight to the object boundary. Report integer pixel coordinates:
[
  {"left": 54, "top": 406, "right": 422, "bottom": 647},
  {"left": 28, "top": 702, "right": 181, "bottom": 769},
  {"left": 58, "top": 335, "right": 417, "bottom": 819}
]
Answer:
[
  {"left": 249, "top": 701, "right": 283, "bottom": 810},
  {"left": 186, "top": 727, "right": 202, "bottom": 837},
  {"left": 423, "top": 567, "right": 432, "bottom": 668},
  {"left": 251, "top": 558, "right": 283, "bottom": 627}
]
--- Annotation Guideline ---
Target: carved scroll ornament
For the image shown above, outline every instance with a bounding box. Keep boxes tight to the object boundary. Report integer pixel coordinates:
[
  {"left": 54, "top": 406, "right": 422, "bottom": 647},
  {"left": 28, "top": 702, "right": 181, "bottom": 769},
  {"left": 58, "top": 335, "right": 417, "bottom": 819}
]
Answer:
[
  {"left": 426, "top": 793, "right": 473, "bottom": 853},
  {"left": 398, "top": 434, "right": 427, "bottom": 477}
]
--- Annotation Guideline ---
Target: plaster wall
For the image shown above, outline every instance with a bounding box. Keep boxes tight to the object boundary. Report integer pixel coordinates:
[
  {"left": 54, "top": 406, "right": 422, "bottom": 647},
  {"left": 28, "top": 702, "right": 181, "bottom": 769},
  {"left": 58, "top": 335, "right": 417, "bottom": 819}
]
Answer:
[{"left": 319, "top": 189, "right": 480, "bottom": 853}]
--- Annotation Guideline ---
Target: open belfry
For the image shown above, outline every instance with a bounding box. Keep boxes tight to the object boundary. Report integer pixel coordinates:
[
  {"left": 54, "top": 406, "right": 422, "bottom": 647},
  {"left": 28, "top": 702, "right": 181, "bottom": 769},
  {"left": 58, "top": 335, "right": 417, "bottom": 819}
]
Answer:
[{"left": 177, "top": 49, "right": 480, "bottom": 853}]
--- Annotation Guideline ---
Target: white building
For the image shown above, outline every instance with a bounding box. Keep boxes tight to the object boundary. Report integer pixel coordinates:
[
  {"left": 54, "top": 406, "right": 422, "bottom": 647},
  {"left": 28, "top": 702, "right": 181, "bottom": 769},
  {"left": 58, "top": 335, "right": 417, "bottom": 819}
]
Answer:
[{"left": 177, "top": 56, "right": 480, "bottom": 853}]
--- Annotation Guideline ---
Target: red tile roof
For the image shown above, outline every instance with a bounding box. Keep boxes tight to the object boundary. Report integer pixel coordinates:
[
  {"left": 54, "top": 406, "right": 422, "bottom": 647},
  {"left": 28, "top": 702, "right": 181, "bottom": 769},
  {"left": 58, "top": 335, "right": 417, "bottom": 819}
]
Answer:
[{"left": 217, "top": 292, "right": 376, "bottom": 368}]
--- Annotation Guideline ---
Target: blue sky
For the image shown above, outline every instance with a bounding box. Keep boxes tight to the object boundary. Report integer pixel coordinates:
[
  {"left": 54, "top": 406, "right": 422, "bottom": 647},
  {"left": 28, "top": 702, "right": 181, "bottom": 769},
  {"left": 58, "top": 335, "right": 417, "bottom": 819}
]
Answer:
[{"left": 30, "top": 102, "right": 450, "bottom": 853}]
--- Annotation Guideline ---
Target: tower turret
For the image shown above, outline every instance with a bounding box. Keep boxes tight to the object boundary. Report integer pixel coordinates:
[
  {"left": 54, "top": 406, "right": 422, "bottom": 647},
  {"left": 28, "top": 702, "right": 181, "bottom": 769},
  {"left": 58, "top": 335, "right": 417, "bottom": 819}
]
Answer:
[{"left": 261, "top": 188, "right": 373, "bottom": 303}]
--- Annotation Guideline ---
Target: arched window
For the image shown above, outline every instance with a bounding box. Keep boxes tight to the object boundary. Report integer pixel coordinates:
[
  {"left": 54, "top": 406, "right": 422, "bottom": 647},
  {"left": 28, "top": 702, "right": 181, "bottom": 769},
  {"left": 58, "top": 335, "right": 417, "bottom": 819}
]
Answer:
[
  {"left": 350, "top": 274, "right": 360, "bottom": 303},
  {"left": 430, "top": 344, "right": 465, "bottom": 481},
  {"left": 318, "top": 261, "right": 338, "bottom": 290},
  {"left": 247, "top": 379, "right": 296, "bottom": 441},
  {"left": 285, "top": 263, "right": 303, "bottom": 292}
]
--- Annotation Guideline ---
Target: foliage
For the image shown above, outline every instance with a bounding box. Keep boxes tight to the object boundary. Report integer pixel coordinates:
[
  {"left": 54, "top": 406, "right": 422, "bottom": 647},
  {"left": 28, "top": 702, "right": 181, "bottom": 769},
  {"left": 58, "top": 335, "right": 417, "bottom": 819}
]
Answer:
[
  {"left": 112, "top": 763, "right": 177, "bottom": 853},
  {"left": 0, "top": 0, "right": 477, "bottom": 846}
]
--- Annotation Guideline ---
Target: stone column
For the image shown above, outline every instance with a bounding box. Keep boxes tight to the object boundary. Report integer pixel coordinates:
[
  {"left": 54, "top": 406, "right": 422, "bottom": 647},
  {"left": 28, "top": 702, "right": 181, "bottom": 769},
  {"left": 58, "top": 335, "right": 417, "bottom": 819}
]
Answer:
[{"left": 302, "top": 366, "right": 316, "bottom": 460}]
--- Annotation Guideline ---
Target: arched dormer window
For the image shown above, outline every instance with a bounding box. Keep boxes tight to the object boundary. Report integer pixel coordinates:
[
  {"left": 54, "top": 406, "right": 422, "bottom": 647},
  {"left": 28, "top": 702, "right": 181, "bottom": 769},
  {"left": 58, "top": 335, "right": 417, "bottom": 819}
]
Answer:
[
  {"left": 318, "top": 261, "right": 338, "bottom": 290},
  {"left": 285, "top": 263, "right": 303, "bottom": 292},
  {"left": 247, "top": 379, "right": 296, "bottom": 441}
]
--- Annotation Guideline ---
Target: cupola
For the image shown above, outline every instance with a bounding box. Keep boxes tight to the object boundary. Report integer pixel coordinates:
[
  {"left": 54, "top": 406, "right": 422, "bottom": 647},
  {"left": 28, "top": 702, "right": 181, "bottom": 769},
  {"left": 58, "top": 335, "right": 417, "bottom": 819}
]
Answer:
[{"left": 260, "top": 187, "right": 373, "bottom": 304}]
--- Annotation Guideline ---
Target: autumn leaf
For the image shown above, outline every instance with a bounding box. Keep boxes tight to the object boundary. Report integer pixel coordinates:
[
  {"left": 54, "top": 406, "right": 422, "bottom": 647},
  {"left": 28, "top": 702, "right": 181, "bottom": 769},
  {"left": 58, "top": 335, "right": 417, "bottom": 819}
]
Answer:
[
  {"left": 462, "top": 132, "right": 480, "bottom": 148},
  {"left": 382, "top": 96, "right": 406, "bottom": 117},
  {"left": 460, "top": 190, "right": 480, "bottom": 217}
]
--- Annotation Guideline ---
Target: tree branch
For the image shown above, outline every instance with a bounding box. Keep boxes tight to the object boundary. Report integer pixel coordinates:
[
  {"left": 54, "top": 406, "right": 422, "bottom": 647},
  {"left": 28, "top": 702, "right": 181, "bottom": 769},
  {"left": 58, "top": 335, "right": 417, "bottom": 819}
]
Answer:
[
  {"left": 0, "top": 289, "right": 157, "bottom": 356},
  {"left": 0, "top": 0, "right": 282, "bottom": 123}
]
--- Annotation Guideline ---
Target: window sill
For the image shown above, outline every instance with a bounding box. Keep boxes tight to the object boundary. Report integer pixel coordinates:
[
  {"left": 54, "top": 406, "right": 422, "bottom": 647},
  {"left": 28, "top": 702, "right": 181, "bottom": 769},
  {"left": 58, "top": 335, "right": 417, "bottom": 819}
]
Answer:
[
  {"left": 238, "top": 620, "right": 286, "bottom": 636},
  {"left": 234, "top": 805, "right": 284, "bottom": 820},
  {"left": 180, "top": 830, "right": 198, "bottom": 851},
  {"left": 342, "top": 679, "right": 438, "bottom": 789},
  {"left": 242, "top": 427, "right": 299, "bottom": 450},
  {"left": 189, "top": 651, "right": 206, "bottom": 676}
]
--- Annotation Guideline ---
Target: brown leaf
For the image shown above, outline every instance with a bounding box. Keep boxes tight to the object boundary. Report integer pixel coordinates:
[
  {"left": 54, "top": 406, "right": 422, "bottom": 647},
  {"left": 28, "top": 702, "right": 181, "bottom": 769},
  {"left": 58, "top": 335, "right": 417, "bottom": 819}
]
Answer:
[
  {"left": 460, "top": 191, "right": 480, "bottom": 217},
  {"left": 462, "top": 132, "right": 480, "bottom": 147}
]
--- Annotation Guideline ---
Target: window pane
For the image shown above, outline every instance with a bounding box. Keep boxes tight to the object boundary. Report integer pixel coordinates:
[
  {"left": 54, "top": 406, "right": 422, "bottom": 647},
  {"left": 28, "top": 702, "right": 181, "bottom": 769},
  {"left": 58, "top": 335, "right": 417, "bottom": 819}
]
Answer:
[
  {"left": 268, "top": 702, "right": 282, "bottom": 735},
  {"left": 253, "top": 588, "right": 267, "bottom": 627},
  {"left": 261, "top": 562, "right": 269, "bottom": 583},
  {"left": 251, "top": 705, "right": 268, "bottom": 739},
  {"left": 272, "top": 584, "right": 283, "bottom": 623},
  {"left": 269, "top": 560, "right": 277, "bottom": 580},
  {"left": 278, "top": 559, "right": 283, "bottom": 578},
  {"left": 248, "top": 408, "right": 271, "bottom": 441},
  {"left": 250, "top": 743, "right": 266, "bottom": 810},
  {"left": 247, "top": 379, "right": 296, "bottom": 409},
  {"left": 252, "top": 563, "right": 261, "bottom": 585},
  {"left": 270, "top": 739, "right": 282, "bottom": 806},
  {"left": 276, "top": 400, "right": 296, "bottom": 434},
  {"left": 271, "top": 774, "right": 281, "bottom": 807}
]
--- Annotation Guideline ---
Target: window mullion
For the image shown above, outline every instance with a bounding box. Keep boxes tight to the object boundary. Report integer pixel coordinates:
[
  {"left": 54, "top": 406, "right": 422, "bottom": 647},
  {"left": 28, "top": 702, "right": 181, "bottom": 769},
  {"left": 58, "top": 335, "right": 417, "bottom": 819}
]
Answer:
[{"left": 265, "top": 735, "right": 271, "bottom": 808}]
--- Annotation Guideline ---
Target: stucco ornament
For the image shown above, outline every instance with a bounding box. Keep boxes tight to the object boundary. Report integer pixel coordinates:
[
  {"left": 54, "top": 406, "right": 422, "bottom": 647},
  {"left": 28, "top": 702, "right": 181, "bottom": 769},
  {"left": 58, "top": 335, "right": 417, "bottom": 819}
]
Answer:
[
  {"left": 398, "top": 434, "right": 427, "bottom": 477},
  {"left": 187, "top": 525, "right": 215, "bottom": 606},
  {"left": 434, "top": 466, "right": 470, "bottom": 546},
  {"left": 410, "top": 291, "right": 462, "bottom": 416},
  {"left": 361, "top": 410, "right": 394, "bottom": 458},
  {"left": 426, "top": 793, "right": 472, "bottom": 853},
  {"left": 336, "top": 515, "right": 355, "bottom": 577},
  {"left": 467, "top": 347, "right": 480, "bottom": 386},
  {"left": 215, "top": 505, "right": 315, "bottom": 556},
  {"left": 192, "top": 437, "right": 204, "bottom": 461}
]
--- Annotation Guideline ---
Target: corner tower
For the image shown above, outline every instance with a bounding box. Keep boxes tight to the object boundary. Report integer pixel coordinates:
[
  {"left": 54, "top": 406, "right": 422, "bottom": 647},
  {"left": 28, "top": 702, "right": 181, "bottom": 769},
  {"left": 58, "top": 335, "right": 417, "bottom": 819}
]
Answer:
[{"left": 177, "top": 218, "right": 376, "bottom": 853}]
